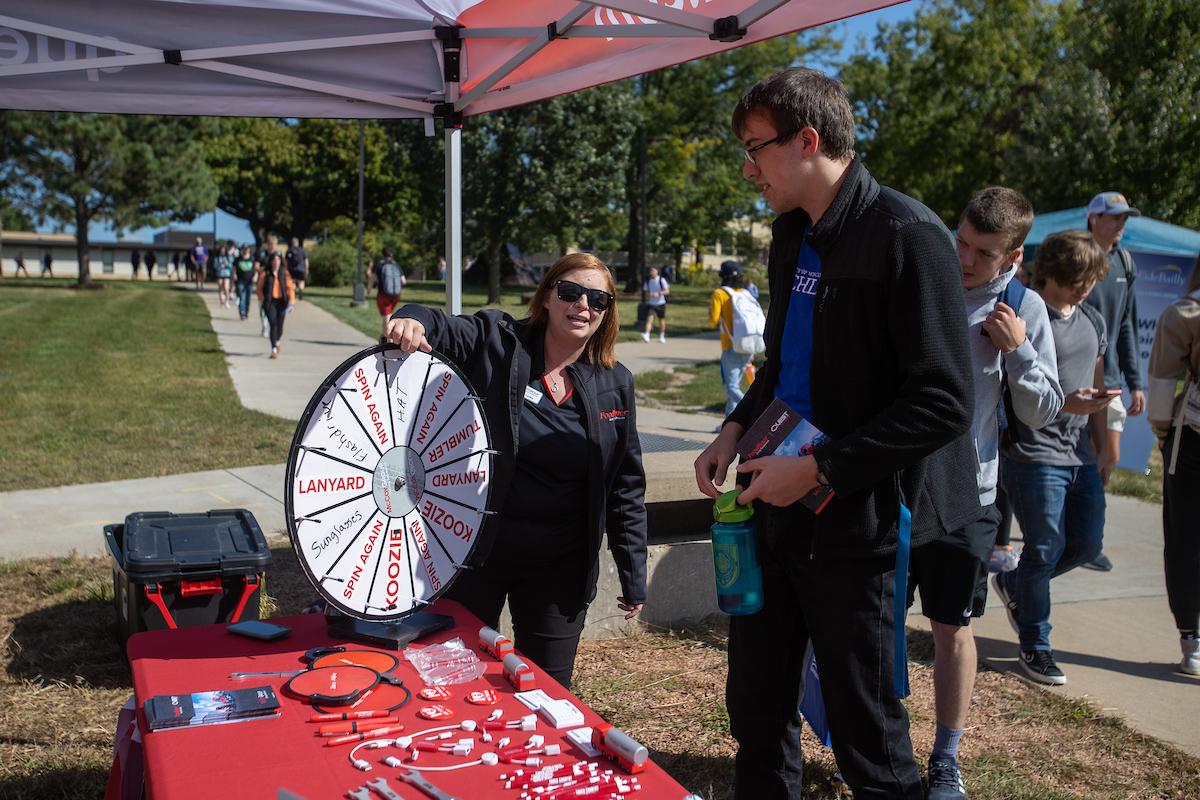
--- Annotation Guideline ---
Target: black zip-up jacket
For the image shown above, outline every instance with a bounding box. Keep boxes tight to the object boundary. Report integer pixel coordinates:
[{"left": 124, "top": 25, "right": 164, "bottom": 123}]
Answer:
[
  {"left": 728, "top": 158, "right": 980, "bottom": 558},
  {"left": 394, "top": 305, "right": 648, "bottom": 604}
]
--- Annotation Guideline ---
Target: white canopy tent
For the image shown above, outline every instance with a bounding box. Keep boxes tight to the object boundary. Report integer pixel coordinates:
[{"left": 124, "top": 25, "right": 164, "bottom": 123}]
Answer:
[{"left": 0, "top": 0, "right": 898, "bottom": 311}]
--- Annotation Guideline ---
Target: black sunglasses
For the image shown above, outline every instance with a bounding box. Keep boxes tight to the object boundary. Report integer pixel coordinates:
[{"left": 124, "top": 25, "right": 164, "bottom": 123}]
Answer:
[{"left": 555, "top": 279, "right": 613, "bottom": 312}]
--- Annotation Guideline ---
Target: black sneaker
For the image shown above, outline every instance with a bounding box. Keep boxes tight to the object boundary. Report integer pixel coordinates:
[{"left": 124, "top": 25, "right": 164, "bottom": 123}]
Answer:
[
  {"left": 991, "top": 574, "right": 1020, "bottom": 635},
  {"left": 926, "top": 756, "right": 966, "bottom": 800},
  {"left": 1081, "top": 552, "right": 1114, "bottom": 571},
  {"left": 1019, "top": 649, "right": 1067, "bottom": 685}
]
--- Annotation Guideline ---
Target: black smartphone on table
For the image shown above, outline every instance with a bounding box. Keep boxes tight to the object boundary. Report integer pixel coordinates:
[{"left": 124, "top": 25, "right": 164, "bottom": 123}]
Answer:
[{"left": 227, "top": 620, "right": 292, "bottom": 641}]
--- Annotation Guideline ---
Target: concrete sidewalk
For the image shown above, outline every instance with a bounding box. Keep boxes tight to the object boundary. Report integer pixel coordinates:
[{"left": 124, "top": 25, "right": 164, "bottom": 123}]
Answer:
[{"left": 2, "top": 289, "right": 1195, "bottom": 757}]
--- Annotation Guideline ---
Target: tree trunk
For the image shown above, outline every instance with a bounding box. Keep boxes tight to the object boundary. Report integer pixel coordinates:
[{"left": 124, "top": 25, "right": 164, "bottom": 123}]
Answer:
[
  {"left": 624, "top": 164, "right": 642, "bottom": 295},
  {"left": 486, "top": 237, "right": 503, "bottom": 306},
  {"left": 74, "top": 202, "right": 91, "bottom": 286}
]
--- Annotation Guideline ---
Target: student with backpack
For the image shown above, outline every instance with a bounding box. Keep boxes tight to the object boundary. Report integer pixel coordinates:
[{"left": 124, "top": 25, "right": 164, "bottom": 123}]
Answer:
[
  {"left": 992, "top": 231, "right": 1118, "bottom": 686},
  {"left": 640, "top": 266, "right": 670, "bottom": 343},
  {"left": 372, "top": 247, "right": 407, "bottom": 336},
  {"left": 234, "top": 244, "right": 256, "bottom": 320},
  {"left": 1147, "top": 254, "right": 1200, "bottom": 676},
  {"left": 707, "top": 260, "right": 765, "bottom": 415},
  {"left": 907, "top": 188, "right": 1063, "bottom": 799}
]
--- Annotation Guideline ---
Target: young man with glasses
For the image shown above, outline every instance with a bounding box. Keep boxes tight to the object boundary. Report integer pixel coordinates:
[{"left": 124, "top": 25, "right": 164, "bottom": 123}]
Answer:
[{"left": 694, "top": 68, "right": 977, "bottom": 799}]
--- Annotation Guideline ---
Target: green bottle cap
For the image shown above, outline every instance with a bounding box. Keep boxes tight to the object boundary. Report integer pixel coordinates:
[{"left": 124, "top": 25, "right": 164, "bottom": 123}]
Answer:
[{"left": 713, "top": 488, "right": 753, "bottom": 523}]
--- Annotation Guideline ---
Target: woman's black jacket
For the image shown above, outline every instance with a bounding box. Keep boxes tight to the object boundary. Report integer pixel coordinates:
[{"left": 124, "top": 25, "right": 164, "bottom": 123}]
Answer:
[
  {"left": 727, "top": 158, "right": 980, "bottom": 558},
  {"left": 395, "top": 305, "right": 648, "bottom": 605}
]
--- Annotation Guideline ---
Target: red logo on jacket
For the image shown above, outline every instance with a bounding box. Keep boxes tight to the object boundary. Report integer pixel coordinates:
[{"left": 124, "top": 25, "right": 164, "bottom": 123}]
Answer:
[{"left": 600, "top": 408, "right": 628, "bottom": 422}]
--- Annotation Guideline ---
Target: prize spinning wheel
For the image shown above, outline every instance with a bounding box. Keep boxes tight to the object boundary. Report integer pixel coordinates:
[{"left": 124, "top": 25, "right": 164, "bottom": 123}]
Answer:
[{"left": 285, "top": 344, "right": 493, "bottom": 634}]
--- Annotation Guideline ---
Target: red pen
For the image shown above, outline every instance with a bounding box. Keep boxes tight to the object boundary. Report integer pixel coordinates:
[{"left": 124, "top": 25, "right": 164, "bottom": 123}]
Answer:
[
  {"left": 324, "top": 724, "right": 405, "bottom": 747},
  {"left": 309, "top": 709, "right": 392, "bottom": 722},
  {"left": 317, "top": 717, "right": 401, "bottom": 736}
]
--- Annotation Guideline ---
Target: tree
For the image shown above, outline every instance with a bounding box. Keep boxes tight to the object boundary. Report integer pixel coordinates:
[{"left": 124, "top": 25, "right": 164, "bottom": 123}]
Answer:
[
  {"left": 838, "top": 0, "right": 1200, "bottom": 227},
  {"left": 203, "top": 118, "right": 412, "bottom": 246},
  {"left": 0, "top": 112, "right": 216, "bottom": 285},
  {"left": 1065, "top": 0, "right": 1200, "bottom": 228},
  {"left": 461, "top": 85, "right": 634, "bottom": 303},
  {"left": 624, "top": 31, "right": 839, "bottom": 285},
  {"left": 839, "top": 0, "right": 1068, "bottom": 222}
]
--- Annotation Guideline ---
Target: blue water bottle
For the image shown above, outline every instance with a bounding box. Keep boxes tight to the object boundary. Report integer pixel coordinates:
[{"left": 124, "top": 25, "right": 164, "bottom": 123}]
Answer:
[{"left": 711, "top": 488, "right": 763, "bottom": 615}]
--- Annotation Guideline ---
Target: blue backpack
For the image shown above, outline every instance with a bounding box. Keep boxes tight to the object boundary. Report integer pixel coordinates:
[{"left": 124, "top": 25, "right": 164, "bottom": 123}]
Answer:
[{"left": 995, "top": 279, "right": 1027, "bottom": 434}]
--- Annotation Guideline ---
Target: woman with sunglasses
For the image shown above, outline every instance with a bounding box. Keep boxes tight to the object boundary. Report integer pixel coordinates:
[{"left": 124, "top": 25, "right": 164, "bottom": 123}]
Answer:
[{"left": 384, "top": 253, "right": 647, "bottom": 688}]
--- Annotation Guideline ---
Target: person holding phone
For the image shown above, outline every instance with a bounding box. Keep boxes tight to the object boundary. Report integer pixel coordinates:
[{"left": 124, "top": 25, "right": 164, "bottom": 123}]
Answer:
[
  {"left": 992, "top": 231, "right": 1116, "bottom": 686},
  {"left": 384, "top": 253, "right": 647, "bottom": 688}
]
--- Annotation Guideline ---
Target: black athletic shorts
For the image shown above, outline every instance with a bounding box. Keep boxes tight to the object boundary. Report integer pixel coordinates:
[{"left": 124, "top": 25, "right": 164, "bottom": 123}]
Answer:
[
  {"left": 907, "top": 503, "right": 1001, "bottom": 626},
  {"left": 646, "top": 304, "right": 666, "bottom": 319}
]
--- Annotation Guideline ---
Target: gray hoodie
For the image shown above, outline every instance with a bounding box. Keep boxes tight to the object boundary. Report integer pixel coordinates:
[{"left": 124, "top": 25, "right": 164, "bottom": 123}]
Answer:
[{"left": 965, "top": 266, "right": 1063, "bottom": 504}]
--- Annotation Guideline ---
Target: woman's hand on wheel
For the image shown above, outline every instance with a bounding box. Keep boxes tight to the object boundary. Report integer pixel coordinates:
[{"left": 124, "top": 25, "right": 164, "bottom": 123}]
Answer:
[
  {"left": 617, "top": 597, "right": 642, "bottom": 620},
  {"left": 384, "top": 317, "right": 431, "bottom": 353}
]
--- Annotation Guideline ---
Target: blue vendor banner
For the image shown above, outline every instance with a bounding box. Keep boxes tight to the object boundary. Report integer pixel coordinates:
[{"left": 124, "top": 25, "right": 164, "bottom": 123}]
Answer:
[{"left": 1120, "top": 252, "right": 1198, "bottom": 471}]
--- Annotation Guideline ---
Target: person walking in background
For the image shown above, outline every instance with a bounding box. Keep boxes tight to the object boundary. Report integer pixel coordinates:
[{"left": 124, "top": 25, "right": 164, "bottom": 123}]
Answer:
[
  {"left": 256, "top": 252, "right": 294, "bottom": 359},
  {"left": 640, "top": 266, "right": 669, "bottom": 343},
  {"left": 436, "top": 256, "right": 447, "bottom": 281},
  {"left": 257, "top": 235, "right": 279, "bottom": 337},
  {"left": 707, "top": 261, "right": 761, "bottom": 415},
  {"left": 41, "top": 251, "right": 53, "bottom": 277},
  {"left": 992, "top": 231, "right": 1117, "bottom": 686},
  {"left": 189, "top": 237, "right": 208, "bottom": 291},
  {"left": 13, "top": 252, "right": 28, "bottom": 277},
  {"left": 908, "top": 187, "right": 1062, "bottom": 799},
  {"left": 143, "top": 249, "right": 156, "bottom": 281},
  {"left": 1146, "top": 254, "right": 1200, "bottom": 676},
  {"left": 234, "top": 244, "right": 256, "bottom": 320},
  {"left": 215, "top": 243, "right": 233, "bottom": 309},
  {"left": 169, "top": 250, "right": 182, "bottom": 281},
  {"left": 286, "top": 237, "right": 309, "bottom": 299},
  {"left": 129, "top": 249, "right": 142, "bottom": 280},
  {"left": 370, "top": 247, "right": 407, "bottom": 337},
  {"left": 1082, "top": 192, "right": 1144, "bottom": 572}
]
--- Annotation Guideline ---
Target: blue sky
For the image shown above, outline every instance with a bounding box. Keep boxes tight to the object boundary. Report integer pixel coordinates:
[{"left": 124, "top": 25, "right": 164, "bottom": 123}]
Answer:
[{"left": 78, "top": 1, "right": 918, "bottom": 247}]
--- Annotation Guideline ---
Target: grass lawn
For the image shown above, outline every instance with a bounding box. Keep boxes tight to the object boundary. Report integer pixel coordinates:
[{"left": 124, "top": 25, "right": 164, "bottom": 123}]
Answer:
[
  {"left": 0, "top": 279, "right": 295, "bottom": 492},
  {"left": 306, "top": 280, "right": 764, "bottom": 344},
  {"left": 2, "top": 552, "right": 1198, "bottom": 799}
]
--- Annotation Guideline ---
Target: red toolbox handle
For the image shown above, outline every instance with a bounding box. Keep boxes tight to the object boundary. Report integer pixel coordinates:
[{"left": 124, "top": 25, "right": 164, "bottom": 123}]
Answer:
[
  {"left": 180, "top": 577, "right": 223, "bottom": 597},
  {"left": 230, "top": 575, "right": 260, "bottom": 623},
  {"left": 143, "top": 583, "right": 178, "bottom": 629}
]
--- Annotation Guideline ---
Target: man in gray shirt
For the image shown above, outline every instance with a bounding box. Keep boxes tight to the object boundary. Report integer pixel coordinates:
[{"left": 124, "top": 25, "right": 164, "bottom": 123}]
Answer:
[
  {"left": 909, "top": 188, "right": 1062, "bottom": 799},
  {"left": 993, "top": 231, "right": 1117, "bottom": 686},
  {"left": 1082, "top": 192, "right": 1144, "bottom": 571}
]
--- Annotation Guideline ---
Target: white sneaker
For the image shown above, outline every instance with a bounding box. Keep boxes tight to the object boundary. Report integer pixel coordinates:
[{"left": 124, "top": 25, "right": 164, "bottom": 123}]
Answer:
[
  {"left": 988, "top": 546, "right": 1019, "bottom": 573},
  {"left": 640, "top": 332, "right": 650, "bottom": 343},
  {"left": 1182, "top": 638, "right": 1200, "bottom": 676},
  {"left": 659, "top": 334, "right": 666, "bottom": 343}
]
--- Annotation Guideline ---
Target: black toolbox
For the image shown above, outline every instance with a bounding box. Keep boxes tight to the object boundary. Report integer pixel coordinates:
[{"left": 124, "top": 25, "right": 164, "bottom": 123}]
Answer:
[{"left": 105, "top": 509, "right": 272, "bottom": 644}]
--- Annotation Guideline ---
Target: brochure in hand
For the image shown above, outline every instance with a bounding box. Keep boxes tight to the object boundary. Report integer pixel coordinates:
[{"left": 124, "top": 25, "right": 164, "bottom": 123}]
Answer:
[
  {"left": 144, "top": 686, "right": 280, "bottom": 731},
  {"left": 735, "top": 396, "right": 835, "bottom": 514}
]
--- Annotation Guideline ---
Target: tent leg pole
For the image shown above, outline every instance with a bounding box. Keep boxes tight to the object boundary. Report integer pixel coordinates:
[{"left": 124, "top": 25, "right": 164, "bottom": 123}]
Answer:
[{"left": 445, "top": 126, "right": 462, "bottom": 316}]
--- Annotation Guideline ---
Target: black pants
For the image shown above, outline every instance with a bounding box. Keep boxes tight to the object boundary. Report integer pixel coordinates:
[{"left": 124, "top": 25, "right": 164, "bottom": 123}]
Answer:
[
  {"left": 445, "top": 549, "right": 589, "bottom": 688},
  {"left": 727, "top": 521, "right": 922, "bottom": 799},
  {"left": 264, "top": 298, "right": 288, "bottom": 348},
  {"left": 1163, "top": 426, "right": 1200, "bottom": 632}
]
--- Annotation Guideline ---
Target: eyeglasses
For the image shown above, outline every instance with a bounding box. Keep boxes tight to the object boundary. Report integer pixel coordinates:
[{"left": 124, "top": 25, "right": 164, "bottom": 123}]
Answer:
[
  {"left": 555, "top": 280, "right": 613, "bottom": 312},
  {"left": 743, "top": 130, "right": 797, "bottom": 165}
]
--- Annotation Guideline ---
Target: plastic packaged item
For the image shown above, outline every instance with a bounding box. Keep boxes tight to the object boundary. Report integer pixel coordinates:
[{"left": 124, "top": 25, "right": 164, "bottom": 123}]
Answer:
[
  {"left": 711, "top": 489, "right": 763, "bottom": 616},
  {"left": 403, "top": 638, "right": 486, "bottom": 685}
]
